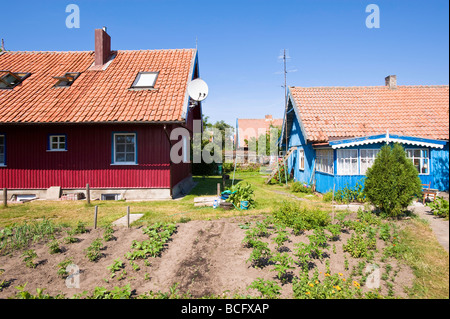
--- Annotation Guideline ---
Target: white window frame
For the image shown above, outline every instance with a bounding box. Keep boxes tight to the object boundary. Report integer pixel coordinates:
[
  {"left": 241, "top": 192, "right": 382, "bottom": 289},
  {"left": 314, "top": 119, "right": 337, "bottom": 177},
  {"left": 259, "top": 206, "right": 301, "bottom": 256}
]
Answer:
[
  {"left": 131, "top": 72, "right": 159, "bottom": 89},
  {"left": 112, "top": 133, "right": 137, "bottom": 165},
  {"left": 316, "top": 149, "right": 334, "bottom": 175},
  {"left": 48, "top": 135, "right": 67, "bottom": 152},
  {"left": 360, "top": 149, "right": 380, "bottom": 175},
  {"left": 0, "top": 134, "right": 5, "bottom": 166},
  {"left": 406, "top": 148, "right": 430, "bottom": 175},
  {"left": 337, "top": 149, "right": 359, "bottom": 175},
  {"left": 298, "top": 149, "right": 305, "bottom": 170}
]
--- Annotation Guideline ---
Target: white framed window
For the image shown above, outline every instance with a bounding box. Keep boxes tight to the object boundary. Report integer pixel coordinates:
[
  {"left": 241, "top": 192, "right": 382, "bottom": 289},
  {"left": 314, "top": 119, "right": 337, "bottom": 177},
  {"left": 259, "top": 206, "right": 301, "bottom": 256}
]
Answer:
[
  {"left": 131, "top": 72, "right": 159, "bottom": 89},
  {"left": 113, "top": 133, "right": 137, "bottom": 165},
  {"left": 337, "top": 149, "right": 358, "bottom": 175},
  {"left": 298, "top": 149, "right": 305, "bottom": 170},
  {"left": 406, "top": 149, "right": 429, "bottom": 175},
  {"left": 48, "top": 135, "right": 67, "bottom": 151},
  {"left": 316, "top": 149, "right": 334, "bottom": 175},
  {"left": 360, "top": 149, "right": 380, "bottom": 175},
  {"left": 0, "top": 135, "right": 5, "bottom": 166}
]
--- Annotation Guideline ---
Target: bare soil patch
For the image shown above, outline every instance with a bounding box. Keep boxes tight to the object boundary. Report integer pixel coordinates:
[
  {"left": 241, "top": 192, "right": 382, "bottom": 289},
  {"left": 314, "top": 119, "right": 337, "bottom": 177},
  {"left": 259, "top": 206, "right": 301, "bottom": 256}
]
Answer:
[{"left": 0, "top": 215, "right": 414, "bottom": 298}]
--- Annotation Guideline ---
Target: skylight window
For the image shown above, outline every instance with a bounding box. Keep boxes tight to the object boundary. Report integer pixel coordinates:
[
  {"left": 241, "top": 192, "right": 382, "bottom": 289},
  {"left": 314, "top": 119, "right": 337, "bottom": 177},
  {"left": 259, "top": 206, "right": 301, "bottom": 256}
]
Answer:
[
  {"left": 0, "top": 71, "right": 31, "bottom": 89},
  {"left": 53, "top": 72, "right": 81, "bottom": 88},
  {"left": 131, "top": 72, "right": 159, "bottom": 89}
]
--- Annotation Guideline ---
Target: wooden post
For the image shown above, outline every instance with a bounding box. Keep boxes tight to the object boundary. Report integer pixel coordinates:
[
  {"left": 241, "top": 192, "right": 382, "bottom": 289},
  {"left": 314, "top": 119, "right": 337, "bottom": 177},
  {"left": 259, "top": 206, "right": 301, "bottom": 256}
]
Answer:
[
  {"left": 94, "top": 206, "right": 98, "bottom": 229},
  {"left": 127, "top": 206, "right": 130, "bottom": 228},
  {"left": 217, "top": 183, "right": 221, "bottom": 197},
  {"left": 2, "top": 188, "right": 7, "bottom": 207},
  {"left": 332, "top": 184, "right": 336, "bottom": 223},
  {"left": 86, "top": 183, "right": 90, "bottom": 205}
]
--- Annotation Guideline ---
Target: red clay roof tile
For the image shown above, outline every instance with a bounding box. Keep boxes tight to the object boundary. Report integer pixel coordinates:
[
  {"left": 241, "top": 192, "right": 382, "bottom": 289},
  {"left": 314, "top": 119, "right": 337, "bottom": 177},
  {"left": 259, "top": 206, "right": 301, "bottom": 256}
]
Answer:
[
  {"left": 289, "top": 85, "right": 449, "bottom": 142},
  {"left": 0, "top": 49, "right": 196, "bottom": 124}
]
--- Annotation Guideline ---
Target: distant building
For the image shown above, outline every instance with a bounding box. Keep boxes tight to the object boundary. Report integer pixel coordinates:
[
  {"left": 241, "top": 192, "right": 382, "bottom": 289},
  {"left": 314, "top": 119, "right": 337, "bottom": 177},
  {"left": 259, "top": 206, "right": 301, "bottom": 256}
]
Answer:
[{"left": 235, "top": 115, "right": 283, "bottom": 150}]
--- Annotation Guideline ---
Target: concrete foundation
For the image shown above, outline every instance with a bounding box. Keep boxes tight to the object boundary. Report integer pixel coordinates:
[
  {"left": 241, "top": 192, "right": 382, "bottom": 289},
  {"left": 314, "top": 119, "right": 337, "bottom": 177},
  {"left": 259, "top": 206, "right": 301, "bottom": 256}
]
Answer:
[{"left": 4, "top": 176, "right": 196, "bottom": 202}]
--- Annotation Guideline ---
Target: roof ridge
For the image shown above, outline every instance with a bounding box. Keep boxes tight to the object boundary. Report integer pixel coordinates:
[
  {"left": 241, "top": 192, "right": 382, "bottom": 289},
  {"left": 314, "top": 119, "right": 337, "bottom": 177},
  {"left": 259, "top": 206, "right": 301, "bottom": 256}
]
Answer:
[
  {"left": 290, "top": 85, "right": 449, "bottom": 89},
  {"left": 3, "top": 48, "right": 196, "bottom": 55}
]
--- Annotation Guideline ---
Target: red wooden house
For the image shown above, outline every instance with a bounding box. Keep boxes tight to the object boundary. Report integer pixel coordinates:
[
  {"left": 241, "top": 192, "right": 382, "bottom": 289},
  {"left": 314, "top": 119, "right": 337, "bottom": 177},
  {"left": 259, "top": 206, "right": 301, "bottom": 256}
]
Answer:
[{"left": 0, "top": 28, "right": 202, "bottom": 200}]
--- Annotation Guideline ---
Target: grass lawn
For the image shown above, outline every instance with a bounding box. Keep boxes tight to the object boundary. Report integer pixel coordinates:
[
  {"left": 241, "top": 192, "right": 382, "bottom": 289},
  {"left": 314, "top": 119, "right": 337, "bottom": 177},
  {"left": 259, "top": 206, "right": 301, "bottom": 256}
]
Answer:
[{"left": 0, "top": 172, "right": 331, "bottom": 228}]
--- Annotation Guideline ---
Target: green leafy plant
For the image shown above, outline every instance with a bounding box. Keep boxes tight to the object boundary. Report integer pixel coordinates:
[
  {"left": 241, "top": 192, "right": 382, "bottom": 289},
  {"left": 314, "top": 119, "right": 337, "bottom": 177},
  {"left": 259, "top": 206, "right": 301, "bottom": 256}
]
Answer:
[
  {"left": 272, "top": 226, "right": 289, "bottom": 250},
  {"left": 108, "top": 259, "right": 125, "bottom": 278},
  {"left": 21, "top": 249, "right": 37, "bottom": 268},
  {"left": 226, "top": 182, "right": 255, "bottom": 208},
  {"left": 85, "top": 238, "right": 104, "bottom": 262},
  {"left": 56, "top": 257, "right": 74, "bottom": 279},
  {"left": 247, "top": 278, "right": 281, "bottom": 299},
  {"left": 47, "top": 239, "right": 61, "bottom": 254},
  {"left": 246, "top": 240, "right": 272, "bottom": 268},
  {"left": 12, "top": 284, "right": 64, "bottom": 299},
  {"left": 273, "top": 201, "right": 330, "bottom": 233},
  {"left": 103, "top": 223, "right": 115, "bottom": 242},
  {"left": 270, "top": 252, "right": 295, "bottom": 283},
  {"left": 427, "top": 197, "right": 449, "bottom": 219},
  {"left": 73, "top": 221, "right": 89, "bottom": 235}
]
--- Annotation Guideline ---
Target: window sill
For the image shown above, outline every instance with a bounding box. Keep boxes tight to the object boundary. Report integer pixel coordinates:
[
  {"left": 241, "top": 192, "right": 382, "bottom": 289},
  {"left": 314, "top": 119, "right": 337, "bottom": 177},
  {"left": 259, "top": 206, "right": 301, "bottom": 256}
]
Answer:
[
  {"left": 46, "top": 150, "right": 67, "bottom": 152},
  {"left": 0, "top": 165, "right": 6, "bottom": 168},
  {"left": 110, "top": 163, "right": 139, "bottom": 166}
]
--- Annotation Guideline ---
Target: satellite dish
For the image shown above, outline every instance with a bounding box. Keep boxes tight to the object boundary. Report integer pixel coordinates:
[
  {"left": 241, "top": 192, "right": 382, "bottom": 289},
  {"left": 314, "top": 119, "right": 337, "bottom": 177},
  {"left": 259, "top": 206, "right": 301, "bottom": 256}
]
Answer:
[{"left": 188, "top": 78, "right": 209, "bottom": 102}]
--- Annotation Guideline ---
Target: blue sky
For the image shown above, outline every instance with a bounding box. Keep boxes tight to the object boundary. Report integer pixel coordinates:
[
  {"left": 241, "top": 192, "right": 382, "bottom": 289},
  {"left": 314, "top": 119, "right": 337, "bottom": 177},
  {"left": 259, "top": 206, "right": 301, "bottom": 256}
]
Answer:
[{"left": 1, "top": 0, "right": 449, "bottom": 127}]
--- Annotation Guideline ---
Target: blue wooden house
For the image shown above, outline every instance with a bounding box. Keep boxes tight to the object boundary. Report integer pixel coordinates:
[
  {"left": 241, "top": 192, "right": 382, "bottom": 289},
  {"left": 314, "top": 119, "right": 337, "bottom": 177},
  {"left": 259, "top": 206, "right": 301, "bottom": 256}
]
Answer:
[{"left": 281, "top": 76, "right": 449, "bottom": 193}]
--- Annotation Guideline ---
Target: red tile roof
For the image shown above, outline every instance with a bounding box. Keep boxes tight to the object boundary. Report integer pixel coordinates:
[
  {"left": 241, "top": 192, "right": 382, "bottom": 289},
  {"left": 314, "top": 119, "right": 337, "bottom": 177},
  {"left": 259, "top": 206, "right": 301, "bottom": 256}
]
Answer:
[
  {"left": 289, "top": 85, "right": 449, "bottom": 143},
  {"left": 0, "top": 49, "right": 196, "bottom": 123}
]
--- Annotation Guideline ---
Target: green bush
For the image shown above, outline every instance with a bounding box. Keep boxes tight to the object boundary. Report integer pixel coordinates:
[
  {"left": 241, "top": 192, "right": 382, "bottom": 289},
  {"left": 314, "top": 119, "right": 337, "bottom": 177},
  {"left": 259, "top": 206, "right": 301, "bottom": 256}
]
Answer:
[
  {"left": 364, "top": 144, "right": 422, "bottom": 217},
  {"left": 273, "top": 201, "right": 330, "bottom": 232},
  {"left": 291, "top": 182, "right": 313, "bottom": 194}
]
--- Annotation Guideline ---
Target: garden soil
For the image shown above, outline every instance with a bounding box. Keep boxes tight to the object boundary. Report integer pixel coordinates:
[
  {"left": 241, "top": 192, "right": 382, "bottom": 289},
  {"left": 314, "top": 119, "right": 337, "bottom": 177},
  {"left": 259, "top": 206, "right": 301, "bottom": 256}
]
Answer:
[{"left": 0, "top": 216, "right": 415, "bottom": 299}]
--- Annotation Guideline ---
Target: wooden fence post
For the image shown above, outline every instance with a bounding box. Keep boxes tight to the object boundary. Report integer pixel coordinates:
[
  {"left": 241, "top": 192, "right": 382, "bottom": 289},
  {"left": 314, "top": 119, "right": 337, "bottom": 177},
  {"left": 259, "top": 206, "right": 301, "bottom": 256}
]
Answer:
[
  {"left": 217, "top": 183, "right": 221, "bottom": 197},
  {"left": 2, "top": 188, "right": 7, "bottom": 207},
  {"left": 94, "top": 205, "right": 98, "bottom": 229},
  {"left": 127, "top": 206, "right": 130, "bottom": 228},
  {"left": 86, "top": 183, "right": 90, "bottom": 205}
]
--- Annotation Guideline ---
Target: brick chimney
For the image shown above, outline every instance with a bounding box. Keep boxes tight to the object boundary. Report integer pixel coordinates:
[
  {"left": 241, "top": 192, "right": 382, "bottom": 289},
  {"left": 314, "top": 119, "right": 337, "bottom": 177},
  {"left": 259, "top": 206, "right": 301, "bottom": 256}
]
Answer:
[
  {"left": 94, "top": 28, "right": 111, "bottom": 66},
  {"left": 385, "top": 75, "right": 397, "bottom": 89}
]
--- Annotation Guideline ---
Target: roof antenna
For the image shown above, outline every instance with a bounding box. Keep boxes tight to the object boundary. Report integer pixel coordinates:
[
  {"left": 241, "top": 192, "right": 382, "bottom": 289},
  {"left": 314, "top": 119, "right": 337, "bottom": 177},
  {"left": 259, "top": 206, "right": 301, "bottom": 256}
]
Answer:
[{"left": 1, "top": 39, "right": 5, "bottom": 52}]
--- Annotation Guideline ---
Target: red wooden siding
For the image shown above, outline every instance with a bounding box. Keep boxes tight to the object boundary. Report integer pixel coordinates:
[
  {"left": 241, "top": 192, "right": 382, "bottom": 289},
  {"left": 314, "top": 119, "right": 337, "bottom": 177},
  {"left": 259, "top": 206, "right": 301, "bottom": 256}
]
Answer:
[{"left": 0, "top": 124, "right": 173, "bottom": 189}]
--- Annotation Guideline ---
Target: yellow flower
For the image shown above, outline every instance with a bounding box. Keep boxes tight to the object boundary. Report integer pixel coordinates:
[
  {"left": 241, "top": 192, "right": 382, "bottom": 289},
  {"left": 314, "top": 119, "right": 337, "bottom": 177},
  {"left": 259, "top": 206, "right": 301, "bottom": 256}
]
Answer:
[
  {"left": 342, "top": 278, "right": 346, "bottom": 282},
  {"left": 335, "top": 285, "right": 342, "bottom": 291},
  {"left": 305, "top": 291, "right": 311, "bottom": 295},
  {"left": 315, "top": 280, "right": 319, "bottom": 284},
  {"left": 353, "top": 281, "right": 360, "bottom": 287},
  {"left": 309, "top": 283, "right": 314, "bottom": 287},
  {"left": 332, "top": 290, "right": 335, "bottom": 293},
  {"left": 338, "top": 272, "right": 344, "bottom": 276},
  {"left": 324, "top": 273, "right": 330, "bottom": 277}
]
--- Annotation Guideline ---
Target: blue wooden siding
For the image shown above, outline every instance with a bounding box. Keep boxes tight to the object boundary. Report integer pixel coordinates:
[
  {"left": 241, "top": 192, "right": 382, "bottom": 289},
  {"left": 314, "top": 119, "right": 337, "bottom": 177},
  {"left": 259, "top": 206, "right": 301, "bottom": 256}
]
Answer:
[{"left": 287, "top": 127, "right": 449, "bottom": 192}]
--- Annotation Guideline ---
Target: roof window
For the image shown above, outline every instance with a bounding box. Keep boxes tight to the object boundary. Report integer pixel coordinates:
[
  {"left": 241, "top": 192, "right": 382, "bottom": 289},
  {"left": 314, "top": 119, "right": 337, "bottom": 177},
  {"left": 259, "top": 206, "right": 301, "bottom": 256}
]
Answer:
[
  {"left": 131, "top": 72, "right": 159, "bottom": 89},
  {"left": 0, "top": 71, "right": 31, "bottom": 89},
  {"left": 53, "top": 72, "right": 81, "bottom": 87}
]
